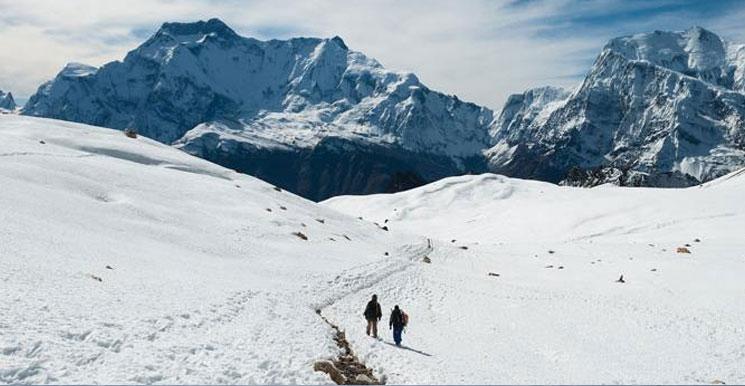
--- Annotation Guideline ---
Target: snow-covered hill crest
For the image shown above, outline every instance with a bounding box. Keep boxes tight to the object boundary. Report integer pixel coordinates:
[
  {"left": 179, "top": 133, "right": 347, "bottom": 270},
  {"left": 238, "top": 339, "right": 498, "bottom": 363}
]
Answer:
[
  {"left": 487, "top": 26, "right": 745, "bottom": 187},
  {"left": 22, "top": 18, "right": 492, "bottom": 200}
]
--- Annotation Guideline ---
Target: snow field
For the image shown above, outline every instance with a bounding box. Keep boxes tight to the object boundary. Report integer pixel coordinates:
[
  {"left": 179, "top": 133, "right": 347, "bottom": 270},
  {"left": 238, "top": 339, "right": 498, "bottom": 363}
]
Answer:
[
  {"left": 0, "top": 115, "right": 418, "bottom": 384},
  {"left": 324, "top": 171, "right": 745, "bottom": 384}
]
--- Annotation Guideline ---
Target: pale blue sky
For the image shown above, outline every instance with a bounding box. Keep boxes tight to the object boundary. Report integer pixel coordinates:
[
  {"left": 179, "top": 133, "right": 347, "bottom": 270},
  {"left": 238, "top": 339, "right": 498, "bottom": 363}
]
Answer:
[{"left": 1, "top": 0, "right": 744, "bottom": 108}]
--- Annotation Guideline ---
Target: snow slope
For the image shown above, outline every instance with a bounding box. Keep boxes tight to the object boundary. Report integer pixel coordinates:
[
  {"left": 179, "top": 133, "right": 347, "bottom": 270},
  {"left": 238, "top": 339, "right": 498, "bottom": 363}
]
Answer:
[
  {"left": 324, "top": 172, "right": 745, "bottom": 384},
  {"left": 0, "top": 115, "right": 423, "bottom": 384},
  {"left": 3, "top": 113, "right": 744, "bottom": 384}
]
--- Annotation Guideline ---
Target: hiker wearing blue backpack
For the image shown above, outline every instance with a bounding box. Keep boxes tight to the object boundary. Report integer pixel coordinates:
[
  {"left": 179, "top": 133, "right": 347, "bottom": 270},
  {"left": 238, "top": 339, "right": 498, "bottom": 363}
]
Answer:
[{"left": 389, "top": 305, "right": 408, "bottom": 346}]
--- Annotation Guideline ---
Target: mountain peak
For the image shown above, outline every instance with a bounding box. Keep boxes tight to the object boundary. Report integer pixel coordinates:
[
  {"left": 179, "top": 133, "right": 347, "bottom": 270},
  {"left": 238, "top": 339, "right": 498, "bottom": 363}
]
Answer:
[
  {"left": 157, "top": 18, "right": 239, "bottom": 40},
  {"left": 60, "top": 62, "right": 98, "bottom": 78},
  {"left": 0, "top": 89, "right": 16, "bottom": 110},
  {"left": 603, "top": 26, "right": 726, "bottom": 73},
  {"left": 330, "top": 36, "right": 348, "bottom": 50}
]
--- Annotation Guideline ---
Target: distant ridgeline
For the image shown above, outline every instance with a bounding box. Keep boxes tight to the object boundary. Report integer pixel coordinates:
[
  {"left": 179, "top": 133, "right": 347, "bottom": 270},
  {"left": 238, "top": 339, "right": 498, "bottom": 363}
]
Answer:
[{"left": 23, "top": 20, "right": 745, "bottom": 198}]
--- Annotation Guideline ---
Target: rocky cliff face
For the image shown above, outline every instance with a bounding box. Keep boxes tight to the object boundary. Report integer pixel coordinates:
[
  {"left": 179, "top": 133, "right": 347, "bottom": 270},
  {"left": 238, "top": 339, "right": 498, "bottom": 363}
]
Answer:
[{"left": 487, "top": 27, "right": 745, "bottom": 187}]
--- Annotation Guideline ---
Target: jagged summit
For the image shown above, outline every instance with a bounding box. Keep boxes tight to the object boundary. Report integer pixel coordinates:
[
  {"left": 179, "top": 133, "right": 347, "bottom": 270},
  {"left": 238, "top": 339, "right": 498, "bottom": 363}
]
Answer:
[{"left": 157, "top": 18, "right": 239, "bottom": 39}]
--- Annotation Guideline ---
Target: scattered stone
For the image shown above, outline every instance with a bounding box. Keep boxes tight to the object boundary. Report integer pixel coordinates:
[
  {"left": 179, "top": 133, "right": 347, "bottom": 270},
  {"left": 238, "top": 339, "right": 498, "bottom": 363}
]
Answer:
[
  {"left": 694, "top": 238, "right": 701, "bottom": 243},
  {"left": 343, "top": 234, "right": 351, "bottom": 241},
  {"left": 273, "top": 186, "right": 282, "bottom": 192},
  {"left": 124, "top": 128, "right": 138, "bottom": 139},
  {"left": 488, "top": 272, "right": 500, "bottom": 277},
  {"left": 292, "top": 232, "right": 308, "bottom": 241},
  {"left": 105, "top": 265, "right": 114, "bottom": 270},
  {"left": 677, "top": 247, "right": 692, "bottom": 254},
  {"left": 279, "top": 206, "right": 287, "bottom": 211},
  {"left": 358, "top": 217, "right": 363, "bottom": 220},
  {"left": 301, "top": 223, "right": 307, "bottom": 227},
  {"left": 88, "top": 274, "right": 103, "bottom": 282},
  {"left": 266, "top": 208, "right": 272, "bottom": 212},
  {"left": 235, "top": 184, "right": 241, "bottom": 188},
  {"left": 685, "top": 243, "right": 691, "bottom": 247},
  {"left": 650, "top": 268, "right": 657, "bottom": 272},
  {"left": 316, "top": 218, "right": 326, "bottom": 224},
  {"left": 384, "top": 252, "right": 389, "bottom": 256},
  {"left": 548, "top": 250, "right": 555, "bottom": 254},
  {"left": 39, "top": 140, "right": 46, "bottom": 144},
  {"left": 545, "top": 265, "right": 554, "bottom": 268},
  {"left": 422, "top": 256, "right": 431, "bottom": 264},
  {"left": 384, "top": 219, "right": 389, "bottom": 224},
  {"left": 329, "top": 237, "right": 336, "bottom": 242},
  {"left": 616, "top": 275, "right": 625, "bottom": 283},
  {"left": 451, "top": 239, "right": 456, "bottom": 243},
  {"left": 313, "top": 360, "right": 346, "bottom": 385},
  {"left": 381, "top": 226, "right": 388, "bottom": 231},
  {"left": 557, "top": 266, "right": 565, "bottom": 270},
  {"left": 459, "top": 246, "right": 468, "bottom": 250},
  {"left": 648, "top": 243, "right": 655, "bottom": 247},
  {"left": 711, "top": 379, "right": 726, "bottom": 385}
]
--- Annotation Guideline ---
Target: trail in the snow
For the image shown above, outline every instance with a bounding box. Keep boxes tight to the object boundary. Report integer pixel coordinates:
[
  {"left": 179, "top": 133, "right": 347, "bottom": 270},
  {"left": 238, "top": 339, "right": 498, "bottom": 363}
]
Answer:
[{"left": 311, "top": 238, "right": 433, "bottom": 384}]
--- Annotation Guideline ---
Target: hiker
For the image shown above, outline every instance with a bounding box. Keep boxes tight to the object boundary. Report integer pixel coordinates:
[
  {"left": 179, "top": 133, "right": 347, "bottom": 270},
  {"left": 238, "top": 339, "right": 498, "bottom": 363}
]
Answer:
[
  {"left": 389, "top": 305, "right": 406, "bottom": 346},
  {"left": 363, "top": 294, "right": 382, "bottom": 338}
]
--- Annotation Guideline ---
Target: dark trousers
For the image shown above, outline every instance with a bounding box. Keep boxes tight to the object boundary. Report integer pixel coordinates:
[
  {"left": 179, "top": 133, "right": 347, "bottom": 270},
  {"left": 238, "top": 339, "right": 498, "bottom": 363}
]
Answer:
[
  {"left": 393, "top": 326, "right": 403, "bottom": 345},
  {"left": 366, "top": 319, "right": 378, "bottom": 337}
]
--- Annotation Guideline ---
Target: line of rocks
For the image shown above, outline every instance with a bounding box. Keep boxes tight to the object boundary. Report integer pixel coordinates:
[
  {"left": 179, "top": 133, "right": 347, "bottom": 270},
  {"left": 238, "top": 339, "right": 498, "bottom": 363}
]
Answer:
[{"left": 314, "top": 309, "right": 384, "bottom": 385}]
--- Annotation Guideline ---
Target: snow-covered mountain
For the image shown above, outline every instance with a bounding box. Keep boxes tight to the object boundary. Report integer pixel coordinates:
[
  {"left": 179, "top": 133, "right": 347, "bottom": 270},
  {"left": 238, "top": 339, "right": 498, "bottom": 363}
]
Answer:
[
  {"left": 487, "top": 27, "right": 745, "bottom": 187},
  {"left": 0, "top": 89, "right": 16, "bottom": 111},
  {"left": 22, "top": 22, "right": 745, "bottom": 192},
  {"left": 22, "top": 18, "right": 492, "bottom": 200}
]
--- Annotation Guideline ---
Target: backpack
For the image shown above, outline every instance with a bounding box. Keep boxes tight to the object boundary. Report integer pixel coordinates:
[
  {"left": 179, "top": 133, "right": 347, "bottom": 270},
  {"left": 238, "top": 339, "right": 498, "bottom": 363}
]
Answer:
[{"left": 401, "top": 311, "right": 409, "bottom": 327}]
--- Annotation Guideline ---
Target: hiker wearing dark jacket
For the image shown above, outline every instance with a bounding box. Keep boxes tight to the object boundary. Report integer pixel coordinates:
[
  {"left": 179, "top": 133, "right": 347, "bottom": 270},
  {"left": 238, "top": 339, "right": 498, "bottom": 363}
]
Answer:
[
  {"left": 363, "top": 294, "right": 382, "bottom": 338},
  {"left": 389, "top": 305, "right": 405, "bottom": 346}
]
